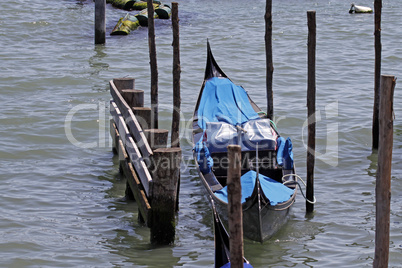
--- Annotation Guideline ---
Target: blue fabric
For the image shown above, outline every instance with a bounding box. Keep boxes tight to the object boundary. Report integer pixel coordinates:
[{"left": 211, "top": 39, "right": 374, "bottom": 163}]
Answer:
[
  {"left": 194, "top": 133, "right": 214, "bottom": 174},
  {"left": 276, "top": 137, "right": 294, "bottom": 170},
  {"left": 276, "top": 137, "right": 286, "bottom": 166},
  {"left": 214, "top": 170, "right": 294, "bottom": 206},
  {"left": 197, "top": 77, "right": 259, "bottom": 130},
  {"left": 221, "top": 263, "right": 253, "bottom": 268}
]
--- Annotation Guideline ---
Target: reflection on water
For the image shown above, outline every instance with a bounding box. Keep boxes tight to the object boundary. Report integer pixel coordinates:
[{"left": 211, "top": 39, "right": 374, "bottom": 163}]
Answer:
[
  {"left": 90, "top": 46, "right": 110, "bottom": 79},
  {"left": 366, "top": 152, "right": 378, "bottom": 178}
]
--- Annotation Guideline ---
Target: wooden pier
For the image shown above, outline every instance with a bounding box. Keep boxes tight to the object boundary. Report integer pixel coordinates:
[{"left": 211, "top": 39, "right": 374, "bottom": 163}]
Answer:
[{"left": 109, "top": 77, "right": 181, "bottom": 244}]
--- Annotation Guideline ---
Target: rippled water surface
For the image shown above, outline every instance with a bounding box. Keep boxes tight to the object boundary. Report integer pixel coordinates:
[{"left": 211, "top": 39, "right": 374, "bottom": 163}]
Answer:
[{"left": 0, "top": 0, "right": 401, "bottom": 267}]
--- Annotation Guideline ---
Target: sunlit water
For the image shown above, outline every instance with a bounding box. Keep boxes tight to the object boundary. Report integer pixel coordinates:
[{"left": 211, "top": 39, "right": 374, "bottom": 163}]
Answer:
[{"left": 0, "top": 0, "right": 401, "bottom": 267}]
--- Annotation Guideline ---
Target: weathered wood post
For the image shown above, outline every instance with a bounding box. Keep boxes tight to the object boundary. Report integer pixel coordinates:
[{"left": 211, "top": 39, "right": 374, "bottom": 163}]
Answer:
[
  {"left": 144, "top": 129, "right": 169, "bottom": 150},
  {"left": 147, "top": 0, "right": 158, "bottom": 129},
  {"left": 171, "top": 2, "right": 181, "bottom": 148},
  {"left": 373, "top": 75, "right": 396, "bottom": 268},
  {"left": 133, "top": 107, "right": 152, "bottom": 130},
  {"left": 227, "top": 145, "right": 243, "bottom": 268},
  {"left": 171, "top": 2, "right": 181, "bottom": 212},
  {"left": 113, "top": 77, "right": 135, "bottom": 91},
  {"left": 121, "top": 89, "right": 144, "bottom": 108},
  {"left": 306, "top": 11, "right": 316, "bottom": 213},
  {"left": 94, "top": 0, "right": 106, "bottom": 44},
  {"left": 372, "top": 0, "right": 382, "bottom": 150},
  {"left": 122, "top": 88, "right": 149, "bottom": 130},
  {"left": 149, "top": 147, "right": 181, "bottom": 244},
  {"left": 265, "top": 0, "right": 274, "bottom": 119}
]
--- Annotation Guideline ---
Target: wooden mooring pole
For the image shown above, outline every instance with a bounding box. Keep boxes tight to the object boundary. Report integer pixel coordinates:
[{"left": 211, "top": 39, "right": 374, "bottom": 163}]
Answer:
[
  {"left": 113, "top": 77, "right": 135, "bottom": 91},
  {"left": 144, "top": 129, "right": 169, "bottom": 150},
  {"left": 149, "top": 147, "right": 181, "bottom": 245},
  {"left": 372, "top": 0, "right": 382, "bottom": 150},
  {"left": 121, "top": 89, "right": 144, "bottom": 108},
  {"left": 133, "top": 107, "right": 151, "bottom": 130},
  {"left": 265, "top": 0, "right": 274, "bottom": 119},
  {"left": 94, "top": 0, "right": 106, "bottom": 44},
  {"left": 147, "top": 0, "right": 158, "bottom": 129},
  {"left": 227, "top": 145, "right": 243, "bottom": 268},
  {"left": 171, "top": 2, "right": 181, "bottom": 148},
  {"left": 171, "top": 2, "right": 181, "bottom": 212},
  {"left": 373, "top": 75, "right": 396, "bottom": 268},
  {"left": 306, "top": 11, "right": 316, "bottom": 213}
]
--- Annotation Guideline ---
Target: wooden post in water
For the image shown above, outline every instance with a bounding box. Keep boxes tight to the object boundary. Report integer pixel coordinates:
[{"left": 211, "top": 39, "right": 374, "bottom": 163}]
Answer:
[
  {"left": 306, "top": 11, "right": 316, "bottom": 213},
  {"left": 374, "top": 75, "right": 395, "bottom": 268},
  {"left": 113, "top": 78, "right": 135, "bottom": 91},
  {"left": 171, "top": 2, "right": 181, "bottom": 212},
  {"left": 171, "top": 2, "right": 181, "bottom": 148},
  {"left": 265, "top": 0, "right": 274, "bottom": 119},
  {"left": 147, "top": 0, "right": 158, "bottom": 129},
  {"left": 149, "top": 147, "right": 181, "bottom": 244},
  {"left": 94, "top": 0, "right": 106, "bottom": 44},
  {"left": 144, "top": 129, "right": 169, "bottom": 150},
  {"left": 121, "top": 89, "right": 144, "bottom": 108},
  {"left": 133, "top": 107, "right": 152, "bottom": 130},
  {"left": 372, "top": 0, "right": 382, "bottom": 150},
  {"left": 227, "top": 145, "right": 243, "bottom": 268}
]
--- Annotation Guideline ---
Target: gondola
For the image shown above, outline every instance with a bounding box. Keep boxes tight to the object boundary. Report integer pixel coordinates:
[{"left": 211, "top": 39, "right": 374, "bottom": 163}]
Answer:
[
  {"left": 192, "top": 41, "right": 298, "bottom": 243},
  {"left": 212, "top": 199, "right": 253, "bottom": 268}
]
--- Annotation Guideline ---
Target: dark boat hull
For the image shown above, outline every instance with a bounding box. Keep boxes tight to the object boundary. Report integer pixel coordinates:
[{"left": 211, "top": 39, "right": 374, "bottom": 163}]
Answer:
[{"left": 196, "top": 154, "right": 296, "bottom": 242}]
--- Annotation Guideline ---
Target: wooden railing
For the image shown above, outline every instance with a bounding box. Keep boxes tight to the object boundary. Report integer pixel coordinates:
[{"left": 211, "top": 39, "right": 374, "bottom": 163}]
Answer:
[{"left": 109, "top": 77, "right": 181, "bottom": 244}]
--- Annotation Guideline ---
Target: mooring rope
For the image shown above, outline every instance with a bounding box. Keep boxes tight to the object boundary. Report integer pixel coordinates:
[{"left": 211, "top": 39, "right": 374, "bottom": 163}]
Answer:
[{"left": 282, "top": 174, "right": 317, "bottom": 204}]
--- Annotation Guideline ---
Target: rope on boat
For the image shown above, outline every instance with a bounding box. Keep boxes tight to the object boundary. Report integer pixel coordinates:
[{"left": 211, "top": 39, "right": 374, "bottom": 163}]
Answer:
[
  {"left": 256, "top": 111, "right": 279, "bottom": 134},
  {"left": 282, "top": 174, "right": 317, "bottom": 205},
  {"left": 268, "top": 198, "right": 296, "bottom": 211}
]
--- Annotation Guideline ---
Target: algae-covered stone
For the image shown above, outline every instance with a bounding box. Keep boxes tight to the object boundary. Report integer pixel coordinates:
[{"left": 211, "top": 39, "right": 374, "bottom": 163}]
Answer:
[
  {"left": 135, "top": 8, "right": 158, "bottom": 27},
  {"left": 132, "top": 1, "right": 148, "bottom": 10},
  {"left": 111, "top": 13, "right": 140, "bottom": 35},
  {"left": 155, "top": 4, "right": 171, "bottom": 19},
  {"left": 132, "top": 0, "right": 161, "bottom": 11},
  {"left": 108, "top": 0, "right": 136, "bottom": 10}
]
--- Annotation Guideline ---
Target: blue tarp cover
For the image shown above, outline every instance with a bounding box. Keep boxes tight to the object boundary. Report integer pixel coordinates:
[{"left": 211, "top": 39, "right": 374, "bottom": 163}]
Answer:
[
  {"left": 197, "top": 77, "right": 259, "bottom": 130},
  {"left": 214, "top": 170, "right": 294, "bottom": 206},
  {"left": 194, "top": 134, "right": 214, "bottom": 174},
  {"left": 276, "top": 137, "right": 294, "bottom": 170}
]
